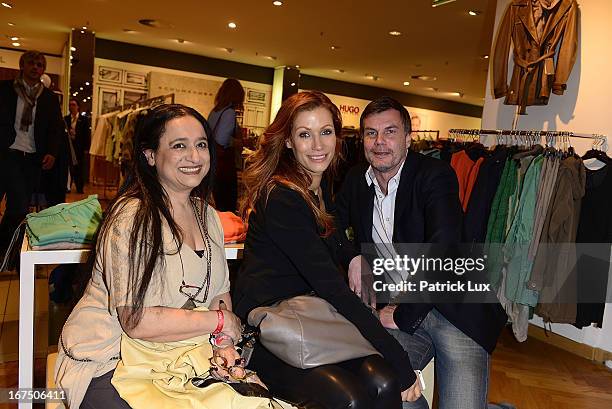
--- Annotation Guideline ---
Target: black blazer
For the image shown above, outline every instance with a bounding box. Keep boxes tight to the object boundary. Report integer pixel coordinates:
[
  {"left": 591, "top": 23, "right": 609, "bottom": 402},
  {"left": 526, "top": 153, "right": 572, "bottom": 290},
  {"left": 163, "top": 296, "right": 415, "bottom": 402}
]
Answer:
[
  {"left": 336, "top": 151, "right": 507, "bottom": 354},
  {"left": 0, "top": 80, "right": 63, "bottom": 161},
  {"left": 233, "top": 183, "right": 417, "bottom": 390},
  {"left": 64, "top": 114, "right": 91, "bottom": 155}
]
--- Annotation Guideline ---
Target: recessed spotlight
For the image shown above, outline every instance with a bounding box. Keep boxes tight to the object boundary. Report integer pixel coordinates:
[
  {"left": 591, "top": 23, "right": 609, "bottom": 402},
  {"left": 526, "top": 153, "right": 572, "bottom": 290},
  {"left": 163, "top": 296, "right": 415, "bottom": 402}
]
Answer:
[
  {"left": 273, "top": 0, "right": 283, "bottom": 5},
  {"left": 11, "top": 42, "right": 20, "bottom": 47},
  {"left": 85, "top": 81, "right": 90, "bottom": 86},
  {"left": 290, "top": 82, "right": 296, "bottom": 87},
  {"left": 447, "top": 91, "right": 463, "bottom": 97},
  {"left": 389, "top": 30, "right": 401, "bottom": 36},
  {"left": 412, "top": 75, "right": 438, "bottom": 81},
  {"left": 403, "top": 81, "right": 410, "bottom": 86},
  {"left": 8, "top": 22, "right": 15, "bottom": 26},
  {"left": 70, "top": 46, "right": 76, "bottom": 51},
  {"left": 79, "top": 87, "right": 83, "bottom": 90},
  {"left": 82, "top": 26, "right": 88, "bottom": 30},
  {"left": 223, "top": 47, "right": 233, "bottom": 53},
  {"left": 228, "top": 22, "right": 237, "bottom": 29},
  {"left": 330, "top": 45, "right": 340, "bottom": 50},
  {"left": 365, "top": 74, "right": 379, "bottom": 81},
  {"left": 468, "top": 10, "right": 481, "bottom": 16},
  {"left": 176, "top": 38, "right": 186, "bottom": 44},
  {"left": 2, "top": 2, "right": 13, "bottom": 9},
  {"left": 295, "top": 65, "right": 300, "bottom": 68},
  {"left": 483, "top": 55, "right": 489, "bottom": 59},
  {"left": 123, "top": 29, "right": 137, "bottom": 33},
  {"left": 9, "top": 36, "right": 18, "bottom": 41},
  {"left": 80, "top": 30, "right": 85, "bottom": 34},
  {"left": 424, "top": 87, "right": 438, "bottom": 92},
  {"left": 82, "top": 99, "right": 87, "bottom": 103},
  {"left": 72, "top": 92, "right": 77, "bottom": 96},
  {"left": 263, "top": 55, "right": 277, "bottom": 60},
  {"left": 334, "top": 69, "right": 345, "bottom": 73}
]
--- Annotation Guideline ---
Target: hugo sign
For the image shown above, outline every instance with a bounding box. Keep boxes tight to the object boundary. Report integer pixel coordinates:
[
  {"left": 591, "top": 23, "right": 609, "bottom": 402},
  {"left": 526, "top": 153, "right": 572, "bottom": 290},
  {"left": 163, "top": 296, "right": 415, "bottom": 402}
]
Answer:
[{"left": 339, "top": 105, "right": 360, "bottom": 115}]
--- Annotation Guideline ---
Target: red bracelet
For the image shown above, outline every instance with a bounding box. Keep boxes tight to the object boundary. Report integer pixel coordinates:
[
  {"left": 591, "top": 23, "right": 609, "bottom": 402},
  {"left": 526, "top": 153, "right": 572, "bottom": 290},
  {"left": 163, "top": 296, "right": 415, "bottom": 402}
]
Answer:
[{"left": 212, "top": 310, "right": 224, "bottom": 335}]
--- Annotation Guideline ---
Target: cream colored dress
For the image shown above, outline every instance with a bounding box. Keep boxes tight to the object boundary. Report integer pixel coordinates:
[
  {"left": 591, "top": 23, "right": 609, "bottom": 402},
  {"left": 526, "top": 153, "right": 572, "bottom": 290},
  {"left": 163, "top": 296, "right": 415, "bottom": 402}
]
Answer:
[{"left": 54, "top": 199, "right": 230, "bottom": 408}]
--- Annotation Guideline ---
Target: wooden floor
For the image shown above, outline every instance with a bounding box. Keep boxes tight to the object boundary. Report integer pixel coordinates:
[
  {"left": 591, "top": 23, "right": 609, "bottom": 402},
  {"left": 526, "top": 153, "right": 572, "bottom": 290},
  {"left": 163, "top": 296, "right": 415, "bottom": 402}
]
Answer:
[{"left": 488, "top": 328, "right": 612, "bottom": 409}]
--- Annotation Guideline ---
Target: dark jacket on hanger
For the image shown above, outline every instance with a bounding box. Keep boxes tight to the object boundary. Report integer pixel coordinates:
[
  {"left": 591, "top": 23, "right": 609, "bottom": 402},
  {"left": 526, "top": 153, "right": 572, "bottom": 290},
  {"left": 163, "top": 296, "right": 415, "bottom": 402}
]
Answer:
[
  {"left": 336, "top": 151, "right": 508, "bottom": 354},
  {"left": 492, "top": 0, "right": 578, "bottom": 114},
  {"left": 0, "top": 79, "right": 63, "bottom": 161}
]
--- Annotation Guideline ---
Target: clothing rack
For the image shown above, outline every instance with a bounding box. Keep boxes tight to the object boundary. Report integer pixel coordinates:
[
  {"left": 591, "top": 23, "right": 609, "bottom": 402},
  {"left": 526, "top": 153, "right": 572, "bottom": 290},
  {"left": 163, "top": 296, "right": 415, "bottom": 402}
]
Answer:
[
  {"left": 98, "top": 93, "right": 176, "bottom": 199},
  {"left": 411, "top": 130, "right": 440, "bottom": 140},
  {"left": 448, "top": 129, "right": 607, "bottom": 141},
  {"left": 106, "top": 93, "right": 175, "bottom": 114}
]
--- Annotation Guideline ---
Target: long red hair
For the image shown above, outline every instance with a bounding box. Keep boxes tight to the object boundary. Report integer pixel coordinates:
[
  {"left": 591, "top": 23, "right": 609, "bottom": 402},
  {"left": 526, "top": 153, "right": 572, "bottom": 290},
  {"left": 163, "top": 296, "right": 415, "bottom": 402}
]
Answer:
[{"left": 240, "top": 91, "right": 342, "bottom": 237}]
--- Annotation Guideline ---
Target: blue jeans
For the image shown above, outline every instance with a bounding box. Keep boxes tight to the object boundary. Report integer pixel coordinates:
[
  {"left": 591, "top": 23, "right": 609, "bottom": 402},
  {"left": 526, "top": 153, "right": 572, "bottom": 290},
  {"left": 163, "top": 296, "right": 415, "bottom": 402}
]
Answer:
[{"left": 388, "top": 308, "right": 490, "bottom": 409}]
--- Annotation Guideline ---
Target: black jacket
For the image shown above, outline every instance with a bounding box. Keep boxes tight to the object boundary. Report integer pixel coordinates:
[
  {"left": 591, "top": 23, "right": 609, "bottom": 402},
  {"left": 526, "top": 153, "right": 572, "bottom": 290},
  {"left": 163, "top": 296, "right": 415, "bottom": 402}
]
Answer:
[
  {"left": 233, "top": 182, "right": 417, "bottom": 390},
  {"left": 64, "top": 113, "right": 91, "bottom": 155},
  {"left": 0, "top": 79, "right": 63, "bottom": 161},
  {"left": 336, "top": 151, "right": 507, "bottom": 354}
]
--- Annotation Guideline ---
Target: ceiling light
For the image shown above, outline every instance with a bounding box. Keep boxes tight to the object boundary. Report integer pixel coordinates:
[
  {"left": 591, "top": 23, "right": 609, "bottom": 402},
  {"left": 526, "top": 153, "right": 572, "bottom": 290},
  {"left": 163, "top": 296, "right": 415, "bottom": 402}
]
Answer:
[
  {"left": 389, "top": 30, "right": 401, "bottom": 36},
  {"left": 72, "top": 93, "right": 77, "bottom": 96},
  {"left": 290, "top": 82, "right": 296, "bottom": 87},
  {"left": 330, "top": 45, "right": 340, "bottom": 50},
  {"left": 424, "top": 87, "right": 438, "bottom": 92},
  {"left": 334, "top": 69, "right": 345, "bottom": 73},
  {"left": 295, "top": 65, "right": 300, "bottom": 68},
  {"left": 412, "top": 75, "right": 438, "bottom": 81},
  {"left": 2, "top": 2, "right": 13, "bottom": 8},
  {"left": 483, "top": 55, "right": 489, "bottom": 59},
  {"left": 11, "top": 42, "right": 20, "bottom": 46},
  {"left": 431, "top": 0, "right": 457, "bottom": 7},
  {"left": 82, "top": 99, "right": 87, "bottom": 103},
  {"left": 468, "top": 10, "right": 481, "bottom": 16},
  {"left": 9, "top": 36, "right": 18, "bottom": 41},
  {"left": 223, "top": 47, "right": 233, "bottom": 53},
  {"left": 263, "top": 55, "right": 277, "bottom": 60},
  {"left": 403, "top": 81, "right": 410, "bottom": 86},
  {"left": 79, "top": 87, "right": 83, "bottom": 90},
  {"left": 228, "top": 22, "right": 237, "bottom": 29},
  {"left": 70, "top": 46, "right": 76, "bottom": 51},
  {"left": 123, "top": 29, "right": 137, "bottom": 33},
  {"left": 273, "top": 1, "right": 283, "bottom": 5},
  {"left": 8, "top": 22, "right": 15, "bottom": 26},
  {"left": 447, "top": 91, "right": 463, "bottom": 97},
  {"left": 80, "top": 30, "right": 85, "bottom": 34},
  {"left": 176, "top": 38, "right": 186, "bottom": 44},
  {"left": 82, "top": 26, "right": 88, "bottom": 30},
  {"left": 365, "top": 74, "right": 379, "bottom": 81},
  {"left": 85, "top": 81, "right": 90, "bottom": 86}
]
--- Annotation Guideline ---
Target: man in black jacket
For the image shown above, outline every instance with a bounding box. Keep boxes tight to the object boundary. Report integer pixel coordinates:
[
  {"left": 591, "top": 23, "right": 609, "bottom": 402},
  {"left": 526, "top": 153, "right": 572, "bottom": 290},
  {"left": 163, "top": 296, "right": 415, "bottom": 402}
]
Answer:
[
  {"left": 336, "top": 97, "right": 507, "bottom": 409},
  {"left": 0, "top": 50, "right": 63, "bottom": 254},
  {"left": 65, "top": 98, "right": 91, "bottom": 193}
]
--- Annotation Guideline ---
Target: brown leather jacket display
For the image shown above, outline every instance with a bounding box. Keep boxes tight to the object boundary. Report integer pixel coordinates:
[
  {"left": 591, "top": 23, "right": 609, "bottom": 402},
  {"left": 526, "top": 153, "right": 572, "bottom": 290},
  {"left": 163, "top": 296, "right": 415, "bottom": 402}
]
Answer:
[{"left": 492, "top": 0, "right": 578, "bottom": 114}]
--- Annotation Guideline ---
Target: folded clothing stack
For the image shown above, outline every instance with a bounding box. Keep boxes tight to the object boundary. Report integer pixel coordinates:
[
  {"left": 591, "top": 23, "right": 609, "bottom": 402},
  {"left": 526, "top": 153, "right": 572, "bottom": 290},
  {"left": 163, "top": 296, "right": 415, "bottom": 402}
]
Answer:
[
  {"left": 216, "top": 210, "right": 247, "bottom": 243},
  {"left": 26, "top": 195, "right": 103, "bottom": 250}
]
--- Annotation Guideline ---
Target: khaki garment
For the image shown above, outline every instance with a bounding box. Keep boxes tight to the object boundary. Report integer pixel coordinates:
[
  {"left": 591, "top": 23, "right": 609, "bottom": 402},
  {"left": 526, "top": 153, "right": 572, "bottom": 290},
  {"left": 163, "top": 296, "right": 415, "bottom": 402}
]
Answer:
[
  {"left": 492, "top": 0, "right": 578, "bottom": 114},
  {"left": 55, "top": 198, "right": 230, "bottom": 408},
  {"left": 112, "top": 327, "right": 277, "bottom": 409}
]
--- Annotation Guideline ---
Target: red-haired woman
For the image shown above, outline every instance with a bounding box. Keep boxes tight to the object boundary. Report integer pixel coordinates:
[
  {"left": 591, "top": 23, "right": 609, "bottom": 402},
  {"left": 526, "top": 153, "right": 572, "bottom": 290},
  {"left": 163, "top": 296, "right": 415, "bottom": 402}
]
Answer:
[{"left": 232, "top": 91, "right": 417, "bottom": 408}]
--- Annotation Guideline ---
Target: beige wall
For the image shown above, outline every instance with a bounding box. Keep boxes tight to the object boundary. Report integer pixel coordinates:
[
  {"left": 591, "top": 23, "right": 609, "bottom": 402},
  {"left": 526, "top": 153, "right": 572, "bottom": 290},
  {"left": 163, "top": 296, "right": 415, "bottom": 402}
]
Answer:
[
  {"left": 0, "top": 48, "right": 63, "bottom": 75},
  {"left": 482, "top": 0, "right": 612, "bottom": 352},
  {"left": 321, "top": 92, "right": 481, "bottom": 137}
]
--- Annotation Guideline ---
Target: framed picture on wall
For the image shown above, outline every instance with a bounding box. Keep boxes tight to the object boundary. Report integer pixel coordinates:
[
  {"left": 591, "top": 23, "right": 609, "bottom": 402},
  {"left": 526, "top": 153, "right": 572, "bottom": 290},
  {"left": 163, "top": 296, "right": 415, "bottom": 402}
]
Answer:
[
  {"left": 98, "top": 87, "right": 122, "bottom": 115},
  {"left": 123, "top": 90, "right": 148, "bottom": 106},
  {"left": 123, "top": 71, "right": 147, "bottom": 89},
  {"left": 97, "top": 66, "right": 122, "bottom": 84}
]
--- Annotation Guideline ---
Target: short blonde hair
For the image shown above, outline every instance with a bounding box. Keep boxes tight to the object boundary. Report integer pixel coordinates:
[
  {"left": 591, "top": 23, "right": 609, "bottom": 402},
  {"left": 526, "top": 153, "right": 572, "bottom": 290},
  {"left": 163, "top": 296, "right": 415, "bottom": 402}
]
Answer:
[{"left": 19, "top": 50, "right": 47, "bottom": 71}]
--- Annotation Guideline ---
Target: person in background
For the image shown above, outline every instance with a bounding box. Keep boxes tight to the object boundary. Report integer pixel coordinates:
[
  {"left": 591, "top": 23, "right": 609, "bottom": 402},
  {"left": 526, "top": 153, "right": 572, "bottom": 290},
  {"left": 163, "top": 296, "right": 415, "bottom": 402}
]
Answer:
[
  {"left": 0, "top": 50, "right": 63, "bottom": 254},
  {"left": 55, "top": 104, "right": 254, "bottom": 408},
  {"left": 233, "top": 91, "right": 421, "bottom": 408},
  {"left": 65, "top": 97, "right": 91, "bottom": 194},
  {"left": 208, "top": 78, "right": 244, "bottom": 211}
]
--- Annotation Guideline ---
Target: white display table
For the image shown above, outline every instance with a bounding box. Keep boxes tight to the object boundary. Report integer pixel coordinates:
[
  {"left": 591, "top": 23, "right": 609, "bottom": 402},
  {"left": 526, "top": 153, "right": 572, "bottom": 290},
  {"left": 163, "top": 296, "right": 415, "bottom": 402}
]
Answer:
[{"left": 18, "top": 236, "right": 244, "bottom": 409}]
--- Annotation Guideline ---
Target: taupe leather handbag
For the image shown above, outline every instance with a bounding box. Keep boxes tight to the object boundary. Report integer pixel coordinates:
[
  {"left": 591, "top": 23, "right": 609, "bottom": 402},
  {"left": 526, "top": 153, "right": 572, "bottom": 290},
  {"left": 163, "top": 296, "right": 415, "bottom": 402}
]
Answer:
[{"left": 247, "top": 295, "right": 380, "bottom": 369}]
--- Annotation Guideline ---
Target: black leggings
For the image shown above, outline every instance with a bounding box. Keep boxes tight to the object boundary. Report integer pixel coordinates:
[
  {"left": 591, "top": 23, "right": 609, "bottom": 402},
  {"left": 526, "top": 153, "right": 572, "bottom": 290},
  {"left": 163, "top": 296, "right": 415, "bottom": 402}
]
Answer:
[{"left": 248, "top": 343, "right": 402, "bottom": 409}]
